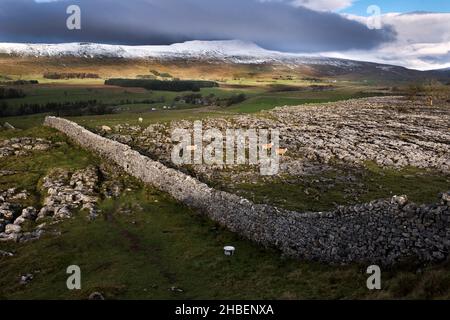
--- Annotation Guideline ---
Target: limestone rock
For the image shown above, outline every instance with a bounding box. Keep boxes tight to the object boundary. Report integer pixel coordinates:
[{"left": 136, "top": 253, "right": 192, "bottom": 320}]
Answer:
[
  {"left": 3, "top": 122, "right": 15, "bottom": 130},
  {"left": 392, "top": 195, "right": 408, "bottom": 207},
  {"left": 5, "top": 224, "right": 21, "bottom": 234}
]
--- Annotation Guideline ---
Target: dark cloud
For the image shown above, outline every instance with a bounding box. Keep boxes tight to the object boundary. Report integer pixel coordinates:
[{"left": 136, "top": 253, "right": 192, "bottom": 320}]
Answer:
[
  {"left": 0, "top": 0, "right": 396, "bottom": 52},
  {"left": 421, "top": 52, "right": 450, "bottom": 64}
]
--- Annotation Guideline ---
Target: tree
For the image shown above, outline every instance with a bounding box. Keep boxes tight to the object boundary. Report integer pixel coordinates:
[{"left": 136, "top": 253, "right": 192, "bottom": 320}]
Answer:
[
  {"left": 423, "top": 80, "right": 447, "bottom": 106},
  {"left": 406, "top": 84, "right": 424, "bottom": 102},
  {"left": 406, "top": 80, "right": 448, "bottom": 106}
]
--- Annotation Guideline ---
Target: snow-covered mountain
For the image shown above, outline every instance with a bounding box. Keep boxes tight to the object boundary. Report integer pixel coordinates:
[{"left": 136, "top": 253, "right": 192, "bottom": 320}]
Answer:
[
  {"left": 0, "top": 40, "right": 361, "bottom": 68},
  {"left": 2, "top": 40, "right": 445, "bottom": 80}
]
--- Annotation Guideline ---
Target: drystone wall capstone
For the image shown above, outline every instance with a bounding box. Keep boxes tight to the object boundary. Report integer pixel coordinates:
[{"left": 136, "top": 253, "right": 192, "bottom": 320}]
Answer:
[{"left": 44, "top": 116, "right": 450, "bottom": 265}]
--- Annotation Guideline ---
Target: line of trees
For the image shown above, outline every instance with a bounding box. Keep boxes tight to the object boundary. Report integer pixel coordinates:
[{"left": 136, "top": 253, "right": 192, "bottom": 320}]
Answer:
[
  {"left": 224, "top": 93, "right": 246, "bottom": 106},
  {"left": 406, "top": 80, "right": 450, "bottom": 105},
  {"left": 0, "top": 87, "right": 26, "bottom": 99},
  {"left": 118, "top": 97, "right": 166, "bottom": 105},
  {"left": 149, "top": 70, "right": 173, "bottom": 78},
  {"left": 0, "top": 100, "right": 114, "bottom": 117},
  {"left": 174, "top": 93, "right": 246, "bottom": 107},
  {"left": 0, "top": 80, "right": 38, "bottom": 86},
  {"left": 105, "top": 78, "right": 219, "bottom": 92},
  {"left": 43, "top": 72, "right": 100, "bottom": 79}
]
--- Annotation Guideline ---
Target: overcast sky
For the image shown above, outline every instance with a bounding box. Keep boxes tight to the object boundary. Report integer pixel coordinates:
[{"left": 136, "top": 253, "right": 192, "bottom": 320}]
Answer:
[{"left": 0, "top": 0, "right": 449, "bottom": 70}]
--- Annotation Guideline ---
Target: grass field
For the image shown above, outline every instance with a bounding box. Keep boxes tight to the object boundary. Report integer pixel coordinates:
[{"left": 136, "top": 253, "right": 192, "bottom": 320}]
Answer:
[
  {"left": 0, "top": 78, "right": 393, "bottom": 129},
  {"left": 226, "top": 164, "right": 450, "bottom": 213},
  {"left": 1, "top": 77, "right": 449, "bottom": 300}
]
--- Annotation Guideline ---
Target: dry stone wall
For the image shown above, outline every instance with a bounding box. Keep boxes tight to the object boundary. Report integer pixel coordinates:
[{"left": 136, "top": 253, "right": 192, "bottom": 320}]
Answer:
[{"left": 44, "top": 116, "right": 450, "bottom": 265}]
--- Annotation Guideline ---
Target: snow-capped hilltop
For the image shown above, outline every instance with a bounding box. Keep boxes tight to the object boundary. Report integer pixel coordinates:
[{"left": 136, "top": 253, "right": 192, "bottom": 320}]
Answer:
[
  {"left": 0, "top": 40, "right": 265, "bottom": 59},
  {"left": 0, "top": 40, "right": 268, "bottom": 59},
  {"left": 0, "top": 40, "right": 360, "bottom": 67},
  {"left": 0, "top": 40, "right": 443, "bottom": 81},
  {"left": 161, "top": 40, "right": 269, "bottom": 57},
  {"left": 1, "top": 39, "right": 433, "bottom": 80}
]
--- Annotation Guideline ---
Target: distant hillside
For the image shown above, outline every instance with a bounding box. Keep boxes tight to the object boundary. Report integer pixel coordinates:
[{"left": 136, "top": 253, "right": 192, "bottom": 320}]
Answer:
[{"left": 0, "top": 40, "right": 449, "bottom": 82}]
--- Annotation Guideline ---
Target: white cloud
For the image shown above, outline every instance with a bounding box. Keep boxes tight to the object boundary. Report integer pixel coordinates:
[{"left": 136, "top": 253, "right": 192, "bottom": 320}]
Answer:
[
  {"left": 323, "top": 12, "right": 450, "bottom": 70},
  {"left": 291, "top": 0, "right": 354, "bottom": 11},
  {"left": 259, "top": 0, "right": 355, "bottom": 11}
]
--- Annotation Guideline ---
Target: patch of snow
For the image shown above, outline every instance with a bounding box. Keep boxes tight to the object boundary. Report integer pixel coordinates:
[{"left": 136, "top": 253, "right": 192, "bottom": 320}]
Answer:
[
  {"left": 376, "top": 65, "right": 395, "bottom": 71},
  {"left": 0, "top": 40, "right": 364, "bottom": 68}
]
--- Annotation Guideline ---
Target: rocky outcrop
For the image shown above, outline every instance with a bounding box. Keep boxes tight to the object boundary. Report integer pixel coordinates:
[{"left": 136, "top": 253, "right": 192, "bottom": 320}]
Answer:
[
  {"left": 269, "top": 97, "right": 450, "bottom": 172},
  {"left": 38, "top": 166, "right": 100, "bottom": 221},
  {"left": 0, "top": 250, "right": 14, "bottom": 257},
  {"left": 3, "top": 122, "right": 15, "bottom": 130},
  {"left": 0, "top": 188, "right": 43, "bottom": 243},
  {"left": 44, "top": 115, "right": 450, "bottom": 265},
  {"left": 102, "top": 97, "right": 449, "bottom": 189},
  {"left": 0, "top": 137, "right": 52, "bottom": 158},
  {"left": 0, "top": 166, "right": 102, "bottom": 242}
]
